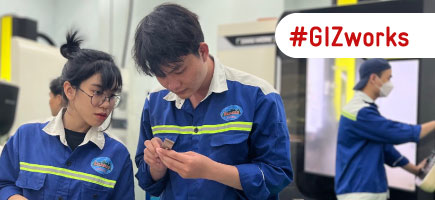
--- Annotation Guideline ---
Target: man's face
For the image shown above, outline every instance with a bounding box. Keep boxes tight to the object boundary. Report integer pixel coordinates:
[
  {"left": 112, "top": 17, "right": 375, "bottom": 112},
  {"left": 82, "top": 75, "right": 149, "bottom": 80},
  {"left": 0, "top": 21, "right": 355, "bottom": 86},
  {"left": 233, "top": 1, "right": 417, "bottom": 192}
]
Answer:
[
  {"left": 373, "top": 69, "right": 392, "bottom": 96},
  {"left": 49, "top": 92, "right": 63, "bottom": 116},
  {"left": 156, "top": 53, "right": 208, "bottom": 99},
  {"left": 375, "top": 69, "right": 392, "bottom": 87}
]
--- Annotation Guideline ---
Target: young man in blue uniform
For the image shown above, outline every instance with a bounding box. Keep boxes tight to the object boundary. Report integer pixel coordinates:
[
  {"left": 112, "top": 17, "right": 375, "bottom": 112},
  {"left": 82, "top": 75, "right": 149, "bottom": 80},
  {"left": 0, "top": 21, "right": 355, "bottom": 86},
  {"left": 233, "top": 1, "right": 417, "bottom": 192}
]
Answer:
[
  {"left": 49, "top": 77, "right": 65, "bottom": 117},
  {"left": 133, "top": 3, "right": 293, "bottom": 200},
  {"left": 335, "top": 58, "right": 435, "bottom": 200}
]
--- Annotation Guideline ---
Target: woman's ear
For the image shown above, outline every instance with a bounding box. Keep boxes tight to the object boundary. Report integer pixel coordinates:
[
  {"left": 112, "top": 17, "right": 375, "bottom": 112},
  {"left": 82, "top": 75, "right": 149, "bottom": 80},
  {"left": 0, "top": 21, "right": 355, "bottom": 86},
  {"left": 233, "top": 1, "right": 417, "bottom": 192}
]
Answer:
[{"left": 63, "top": 81, "right": 76, "bottom": 101}]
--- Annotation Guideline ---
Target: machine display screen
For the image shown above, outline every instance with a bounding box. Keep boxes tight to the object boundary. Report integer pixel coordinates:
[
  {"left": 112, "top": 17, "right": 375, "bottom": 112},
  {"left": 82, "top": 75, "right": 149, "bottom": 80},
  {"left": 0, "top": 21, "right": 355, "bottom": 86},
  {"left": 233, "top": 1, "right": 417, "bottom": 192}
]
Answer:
[{"left": 304, "top": 58, "right": 419, "bottom": 191}]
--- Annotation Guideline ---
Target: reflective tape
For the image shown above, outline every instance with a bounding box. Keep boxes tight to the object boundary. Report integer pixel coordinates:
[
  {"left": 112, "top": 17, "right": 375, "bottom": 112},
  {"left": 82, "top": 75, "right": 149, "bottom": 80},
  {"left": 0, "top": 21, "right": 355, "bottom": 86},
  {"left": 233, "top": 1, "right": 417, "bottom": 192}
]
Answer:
[
  {"left": 151, "top": 121, "right": 253, "bottom": 135},
  {"left": 20, "top": 162, "right": 116, "bottom": 188}
]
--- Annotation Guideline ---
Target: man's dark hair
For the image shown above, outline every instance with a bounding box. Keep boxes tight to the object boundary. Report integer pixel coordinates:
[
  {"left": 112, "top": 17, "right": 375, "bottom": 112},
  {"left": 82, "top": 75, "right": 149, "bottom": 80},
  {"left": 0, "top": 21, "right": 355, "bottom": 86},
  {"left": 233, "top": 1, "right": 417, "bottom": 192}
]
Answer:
[
  {"left": 49, "top": 77, "right": 63, "bottom": 96},
  {"left": 133, "top": 3, "right": 204, "bottom": 77}
]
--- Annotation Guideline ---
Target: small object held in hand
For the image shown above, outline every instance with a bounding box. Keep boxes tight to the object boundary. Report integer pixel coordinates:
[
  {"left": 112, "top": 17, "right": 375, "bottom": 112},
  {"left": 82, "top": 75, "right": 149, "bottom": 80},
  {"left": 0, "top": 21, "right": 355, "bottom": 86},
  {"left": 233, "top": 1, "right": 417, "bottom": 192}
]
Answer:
[
  {"left": 162, "top": 138, "right": 174, "bottom": 150},
  {"left": 416, "top": 150, "right": 435, "bottom": 192}
]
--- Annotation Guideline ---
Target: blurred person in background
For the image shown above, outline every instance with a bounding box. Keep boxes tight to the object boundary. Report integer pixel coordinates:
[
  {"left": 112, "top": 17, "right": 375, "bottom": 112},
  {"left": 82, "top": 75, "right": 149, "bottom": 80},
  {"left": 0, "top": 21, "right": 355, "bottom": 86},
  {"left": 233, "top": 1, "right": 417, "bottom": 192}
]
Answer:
[
  {"left": 335, "top": 58, "right": 435, "bottom": 200},
  {"left": 49, "top": 77, "right": 65, "bottom": 117}
]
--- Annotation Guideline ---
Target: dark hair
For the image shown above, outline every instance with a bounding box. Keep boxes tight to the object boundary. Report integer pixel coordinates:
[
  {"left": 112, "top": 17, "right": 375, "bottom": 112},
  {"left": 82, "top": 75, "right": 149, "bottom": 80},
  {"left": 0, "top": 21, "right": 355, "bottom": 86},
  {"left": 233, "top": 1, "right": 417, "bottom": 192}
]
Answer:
[
  {"left": 49, "top": 77, "right": 63, "bottom": 95},
  {"left": 60, "top": 30, "right": 122, "bottom": 104},
  {"left": 60, "top": 31, "right": 122, "bottom": 131},
  {"left": 374, "top": 70, "right": 385, "bottom": 78},
  {"left": 133, "top": 3, "right": 204, "bottom": 77}
]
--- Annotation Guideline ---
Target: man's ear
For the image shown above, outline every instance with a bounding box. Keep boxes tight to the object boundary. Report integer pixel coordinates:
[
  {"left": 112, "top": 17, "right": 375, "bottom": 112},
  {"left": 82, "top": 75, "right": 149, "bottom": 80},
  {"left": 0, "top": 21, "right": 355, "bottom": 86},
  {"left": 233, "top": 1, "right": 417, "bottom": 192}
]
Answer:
[
  {"left": 63, "top": 81, "right": 76, "bottom": 101},
  {"left": 198, "top": 42, "right": 209, "bottom": 62},
  {"left": 368, "top": 74, "right": 378, "bottom": 85}
]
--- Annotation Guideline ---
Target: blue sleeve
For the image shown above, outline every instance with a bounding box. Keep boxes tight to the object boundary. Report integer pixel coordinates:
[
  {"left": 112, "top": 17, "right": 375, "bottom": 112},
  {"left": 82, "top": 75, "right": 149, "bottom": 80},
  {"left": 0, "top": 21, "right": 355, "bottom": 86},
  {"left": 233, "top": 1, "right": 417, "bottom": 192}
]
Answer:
[
  {"left": 0, "top": 129, "right": 22, "bottom": 199},
  {"left": 135, "top": 98, "right": 168, "bottom": 196},
  {"left": 354, "top": 107, "right": 421, "bottom": 144},
  {"left": 235, "top": 93, "right": 293, "bottom": 200},
  {"left": 383, "top": 144, "right": 409, "bottom": 167},
  {"left": 112, "top": 155, "right": 135, "bottom": 200}
]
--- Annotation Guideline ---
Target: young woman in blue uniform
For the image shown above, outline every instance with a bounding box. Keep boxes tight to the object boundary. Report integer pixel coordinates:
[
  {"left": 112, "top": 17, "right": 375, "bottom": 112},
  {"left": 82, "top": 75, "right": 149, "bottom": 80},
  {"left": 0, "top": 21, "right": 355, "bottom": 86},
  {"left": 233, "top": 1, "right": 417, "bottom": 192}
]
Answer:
[{"left": 0, "top": 31, "right": 134, "bottom": 200}]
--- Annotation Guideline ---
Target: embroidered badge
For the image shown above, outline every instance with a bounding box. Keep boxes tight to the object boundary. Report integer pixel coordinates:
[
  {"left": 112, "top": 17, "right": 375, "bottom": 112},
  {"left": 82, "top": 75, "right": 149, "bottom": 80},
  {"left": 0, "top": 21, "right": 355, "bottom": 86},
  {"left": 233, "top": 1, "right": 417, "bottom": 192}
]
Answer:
[
  {"left": 91, "top": 157, "right": 113, "bottom": 175},
  {"left": 220, "top": 105, "right": 243, "bottom": 121}
]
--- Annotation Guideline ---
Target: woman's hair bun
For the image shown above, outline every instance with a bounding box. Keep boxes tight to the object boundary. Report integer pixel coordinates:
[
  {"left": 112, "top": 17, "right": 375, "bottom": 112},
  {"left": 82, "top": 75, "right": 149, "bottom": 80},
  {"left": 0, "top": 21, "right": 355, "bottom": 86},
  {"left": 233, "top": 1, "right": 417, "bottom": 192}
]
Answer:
[{"left": 60, "top": 30, "right": 83, "bottom": 59}]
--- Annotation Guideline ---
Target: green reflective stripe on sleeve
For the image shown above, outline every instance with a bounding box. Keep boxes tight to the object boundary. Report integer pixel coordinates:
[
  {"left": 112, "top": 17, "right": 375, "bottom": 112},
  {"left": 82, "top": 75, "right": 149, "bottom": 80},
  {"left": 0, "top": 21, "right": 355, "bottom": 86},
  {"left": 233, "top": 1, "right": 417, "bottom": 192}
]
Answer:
[
  {"left": 342, "top": 111, "right": 357, "bottom": 121},
  {"left": 151, "top": 121, "right": 253, "bottom": 135},
  {"left": 20, "top": 162, "right": 116, "bottom": 188}
]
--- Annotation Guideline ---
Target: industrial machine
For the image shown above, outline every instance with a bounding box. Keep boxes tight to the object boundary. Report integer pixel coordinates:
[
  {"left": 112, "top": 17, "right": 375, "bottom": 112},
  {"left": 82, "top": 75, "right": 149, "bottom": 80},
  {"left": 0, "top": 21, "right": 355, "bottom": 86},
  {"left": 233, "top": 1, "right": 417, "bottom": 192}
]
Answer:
[
  {"left": 0, "top": 81, "right": 18, "bottom": 153},
  {"left": 417, "top": 151, "right": 435, "bottom": 193},
  {"left": 0, "top": 15, "right": 65, "bottom": 137},
  {"left": 218, "top": 19, "right": 278, "bottom": 88}
]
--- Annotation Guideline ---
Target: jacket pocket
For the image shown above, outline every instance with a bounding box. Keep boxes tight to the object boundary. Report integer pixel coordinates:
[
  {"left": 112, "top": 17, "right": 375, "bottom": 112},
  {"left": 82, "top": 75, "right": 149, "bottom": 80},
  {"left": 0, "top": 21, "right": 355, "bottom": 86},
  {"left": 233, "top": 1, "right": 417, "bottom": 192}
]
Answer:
[
  {"left": 15, "top": 170, "right": 46, "bottom": 199},
  {"left": 210, "top": 132, "right": 249, "bottom": 147},
  {"left": 209, "top": 132, "right": 250, "bottom": 164},
  {"left": 81, "top": 185, "right": 111, "bottom": 199}
]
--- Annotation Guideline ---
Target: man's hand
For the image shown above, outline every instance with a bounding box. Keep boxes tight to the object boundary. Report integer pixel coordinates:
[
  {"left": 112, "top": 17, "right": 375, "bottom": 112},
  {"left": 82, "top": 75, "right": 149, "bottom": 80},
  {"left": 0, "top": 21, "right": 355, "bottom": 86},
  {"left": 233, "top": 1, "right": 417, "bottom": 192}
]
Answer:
[
  {"left": 402, "top": 159, "right": 427, "bottom": 176},
  {"left": 417, "top": 158, "right": 428, "bottom": 175},
  {"left": 143, "top": 137, "right": 168, "bottom": 181},
  {"left": 8, "top": 195, "right": 27, "bottom": 200},
  {"left": 157, "top": 149, "right": 243, "bottom": 190},
  {"left": 156, "top": 149, "right": 213, "bottom": 179}
]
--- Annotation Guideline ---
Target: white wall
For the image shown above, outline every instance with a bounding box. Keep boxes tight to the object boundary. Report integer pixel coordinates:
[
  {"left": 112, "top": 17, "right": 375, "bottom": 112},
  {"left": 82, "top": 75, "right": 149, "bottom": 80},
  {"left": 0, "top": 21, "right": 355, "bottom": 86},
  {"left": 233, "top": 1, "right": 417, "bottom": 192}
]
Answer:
[
  {"left": 51, "top": 0, "right": 101, "bottom": 49},
  {"left": 0, "top": 0, "right": 56, "bottom": 45},
  {"left": 50, "top": 0, "right": 129, "bottom": 60}
]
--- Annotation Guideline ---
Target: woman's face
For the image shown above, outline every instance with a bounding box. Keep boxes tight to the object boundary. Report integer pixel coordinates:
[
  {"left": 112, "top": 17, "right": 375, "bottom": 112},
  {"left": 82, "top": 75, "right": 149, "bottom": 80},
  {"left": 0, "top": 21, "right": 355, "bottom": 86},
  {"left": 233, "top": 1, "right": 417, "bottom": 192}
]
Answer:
[{"left": 70, "top": 73, "right": 119, "bottom": 127}]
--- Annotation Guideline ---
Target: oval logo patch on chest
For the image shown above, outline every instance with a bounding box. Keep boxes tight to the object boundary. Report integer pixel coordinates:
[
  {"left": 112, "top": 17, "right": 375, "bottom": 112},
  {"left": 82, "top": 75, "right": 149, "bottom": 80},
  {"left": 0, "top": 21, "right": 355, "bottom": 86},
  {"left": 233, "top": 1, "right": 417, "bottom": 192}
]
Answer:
[
  {"left": 91, "top": 157, "right": 113, "bottom": 175},
  {"left": 220, "top": 105, "right": 243, "bottom": 121}
]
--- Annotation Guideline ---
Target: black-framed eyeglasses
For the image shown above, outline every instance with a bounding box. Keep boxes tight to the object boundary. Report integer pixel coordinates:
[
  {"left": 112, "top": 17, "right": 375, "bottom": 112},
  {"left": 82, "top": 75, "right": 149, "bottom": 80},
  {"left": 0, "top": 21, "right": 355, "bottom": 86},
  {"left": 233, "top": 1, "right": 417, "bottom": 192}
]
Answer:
[{"left": 77, "top": 87, "right": 121, "bottom": 108}]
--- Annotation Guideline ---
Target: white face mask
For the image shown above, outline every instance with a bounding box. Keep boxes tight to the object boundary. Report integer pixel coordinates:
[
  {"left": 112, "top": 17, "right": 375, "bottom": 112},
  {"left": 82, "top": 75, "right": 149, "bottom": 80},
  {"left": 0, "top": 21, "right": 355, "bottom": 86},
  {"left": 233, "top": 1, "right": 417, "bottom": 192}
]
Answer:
[{"left": 378, "top": 80, "right": 394, "bottom": 97}]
